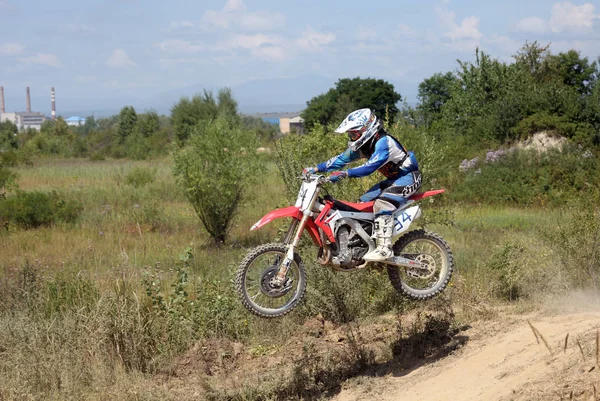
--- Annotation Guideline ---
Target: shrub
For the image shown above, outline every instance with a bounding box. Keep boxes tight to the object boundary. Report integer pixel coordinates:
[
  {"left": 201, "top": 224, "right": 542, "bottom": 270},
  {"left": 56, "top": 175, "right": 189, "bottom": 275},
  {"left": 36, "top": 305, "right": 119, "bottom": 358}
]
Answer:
[
  {"left": 174, "top": 116, "right": 259, "bottom": 244},
  {"left": 124, "top": 166, "right": 156, "bottom": 188},
  {"left": 511, "top": 112, "right": 579, "bottom": 139},
  {"left": 125, "top": 131, "right": 151, "bottom": 160},
  {"left": 0, "top": 165, "right": 17, "bottom": 196},
  {"left": 487, "top": 242, "right": 525, "bottom": 301},
  {"left": 0, "top": 190, "right": 83, "bottom": 229},
  {"left": 547, "top": 201, "right": 600, "bottom": 288},
  {"left": 273, "top": 123, "right": 371, "bottom": 203},
  {"left": 449, "top": 146, "right": 600, "bottom": 206}
]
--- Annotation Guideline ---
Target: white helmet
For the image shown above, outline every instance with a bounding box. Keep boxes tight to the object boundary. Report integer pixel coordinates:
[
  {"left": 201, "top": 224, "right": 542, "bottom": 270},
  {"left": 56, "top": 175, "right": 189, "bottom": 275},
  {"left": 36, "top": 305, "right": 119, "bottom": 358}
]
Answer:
[{"left": 335, "top": 108, "right": 381, "bottom": 151}]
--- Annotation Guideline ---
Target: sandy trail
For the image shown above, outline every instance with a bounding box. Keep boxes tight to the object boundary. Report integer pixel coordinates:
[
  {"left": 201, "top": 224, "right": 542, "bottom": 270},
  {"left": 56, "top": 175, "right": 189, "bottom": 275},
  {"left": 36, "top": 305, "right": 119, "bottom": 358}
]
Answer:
[{"left": 333, "top": 311, "right": 600, "bottom": 401}]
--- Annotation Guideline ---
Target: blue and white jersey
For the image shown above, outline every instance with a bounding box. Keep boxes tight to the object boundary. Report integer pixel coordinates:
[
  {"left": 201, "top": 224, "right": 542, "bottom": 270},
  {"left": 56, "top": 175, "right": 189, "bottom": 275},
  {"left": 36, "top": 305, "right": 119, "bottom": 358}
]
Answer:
[{"left": 317, "top": 134, "right": 418, "bottom": 179}]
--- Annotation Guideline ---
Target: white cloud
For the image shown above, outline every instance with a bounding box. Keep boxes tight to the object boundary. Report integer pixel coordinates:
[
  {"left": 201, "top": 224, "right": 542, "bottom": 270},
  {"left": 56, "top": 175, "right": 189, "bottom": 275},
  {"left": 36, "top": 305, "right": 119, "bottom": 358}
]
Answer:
[
  {"left": 0, "top": 42, "right": 23, "bottom": 55},
  {"left": 551, "top": 38, "right": 600, "bottom": 57},
  {"left": 515, "top": 16, "right": 548, "bottom": 34},
  {"left": 446, "top": 15, "right": 483, "bottom": 40},
  {"left": 397, "top": 24, "right": 417, "bottom": 38},
  {"left": 487, "top": 34, "right": 522, "bottom": 54},
  {"left": 156, "top": 39, "right": 203, "bottom": 54},
  {"left": 169, "top": 20, "right": 194, "bottom": 29},
  {"left": 252, "top": 46, "right": 287, "bottom": 62},
  {"left": 355, "top": 26, "right": 377, "bottom": 41},
  {"left": 549, "top": 2, "right": 598, "bottom": 32},
  {"left": 106, "top": 49, "right": 136, "bottom": 68},
  {"left": 19, "top": 53, "right": 61, "bottom": 68},
  {"left": 434, "top": 5, "right": 483, "bottom": 53},
  {"left": 296, "top": 27, "right": 335, "bottom": 53},
  {"left": 201, "top": 0, "right": 285, "bottom": 31},
  {"left": 226, "top": 33, "right": 283, "bottom": 49},
  {"left": 223, "top": 0, "right": 246, "bottom": 13},
  {"left": 158, "top": 57, "right": 189, "bottom": 70},
  {"left": 436, "top": 6, "right": 483, "bottom": 40},
  {"left": 220, "top": 34, "right": 288, "bottom": 61}
]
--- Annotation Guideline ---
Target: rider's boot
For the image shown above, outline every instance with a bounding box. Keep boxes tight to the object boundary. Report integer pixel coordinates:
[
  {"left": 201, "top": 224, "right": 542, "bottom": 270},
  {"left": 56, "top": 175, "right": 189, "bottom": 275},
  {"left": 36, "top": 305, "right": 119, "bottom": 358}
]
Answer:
[{"left": 363, "top": 214, "right": 394, "bottom": 262}]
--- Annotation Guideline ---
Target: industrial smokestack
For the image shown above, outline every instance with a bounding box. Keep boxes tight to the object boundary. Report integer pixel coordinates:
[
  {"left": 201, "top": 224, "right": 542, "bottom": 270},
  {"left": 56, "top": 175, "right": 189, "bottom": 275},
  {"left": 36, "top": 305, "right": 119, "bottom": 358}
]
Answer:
[
  {"left": 26, "top": 86, "right": 31, "bottom": 113},
  {"left": 0, "top": 86, "right": 4, "bottom": 114},
  {"left": 51, "top": 87, "right": 56, "bottom": 120}
]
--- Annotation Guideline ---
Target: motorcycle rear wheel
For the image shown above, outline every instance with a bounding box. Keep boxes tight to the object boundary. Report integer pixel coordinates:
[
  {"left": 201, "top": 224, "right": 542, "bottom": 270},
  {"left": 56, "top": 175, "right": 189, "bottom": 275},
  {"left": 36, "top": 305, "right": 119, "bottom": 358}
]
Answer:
[
  {"left": 387, "top": 229, "right": 453, "bottom": 300},
  {"left": 236, "top": 243, "right": 307, "bottom": 318}
]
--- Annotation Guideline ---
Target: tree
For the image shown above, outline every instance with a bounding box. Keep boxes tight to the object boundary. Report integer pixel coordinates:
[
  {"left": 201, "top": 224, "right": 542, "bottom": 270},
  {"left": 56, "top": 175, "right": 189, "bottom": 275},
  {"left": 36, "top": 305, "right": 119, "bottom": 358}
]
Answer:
[
  {"left": 417, "top": 72, "right": 458, "bottom": 126},
  {"left": 171, "top": 88, "right": 239, "bottom": 143},
  {"left": 302, "top": 77, "right": 402, "bottom": 128},
  {"left": 173, "top": 116, "right": 259, "bottom": 244},
  {"left": 513, "top": 41, "right": 553, "bottom": 83},
  {"left": 81, "top": 116, "right": 96, "bottom": 136},
  {"left": 551, "top": 50, "right": 598, "bottom": 95},
  {"left": 0, "top": 121, "right": 18, "bottom": 151},
  {"left": 138, "top": 111, "right": 160, "bottom": 138},
  {"left": 117, "top": 106, "right": 137, "bottom": 144}
]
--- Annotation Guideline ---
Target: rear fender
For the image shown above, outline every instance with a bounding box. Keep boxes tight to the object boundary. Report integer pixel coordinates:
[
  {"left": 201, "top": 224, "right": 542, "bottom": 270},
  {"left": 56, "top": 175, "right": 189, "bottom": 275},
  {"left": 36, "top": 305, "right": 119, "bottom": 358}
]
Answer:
[{"left": 250, "top": 206, "right": 322, "bottom": 247}]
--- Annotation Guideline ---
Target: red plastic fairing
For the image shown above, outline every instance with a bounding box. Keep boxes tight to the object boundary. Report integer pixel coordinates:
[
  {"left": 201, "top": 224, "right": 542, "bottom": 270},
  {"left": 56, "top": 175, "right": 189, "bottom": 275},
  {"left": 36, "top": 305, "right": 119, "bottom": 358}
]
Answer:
[
  {"left": 408, "top": 189, "right": 445, "bottom": 201},
  {"left": 251, "top": 206, "right": 301, "bottom": 230},
  {"left": 314, "top": 201, "right": 336, "bottom": 242},
  {"left": 304, "top": 219, "right": 323, "bottom": 247},
  {"left": 250, "top": 206, "right": 322, "bottom": 247},
  {"left": 337, "top": 200, "right": 375, "bottom": 212}
]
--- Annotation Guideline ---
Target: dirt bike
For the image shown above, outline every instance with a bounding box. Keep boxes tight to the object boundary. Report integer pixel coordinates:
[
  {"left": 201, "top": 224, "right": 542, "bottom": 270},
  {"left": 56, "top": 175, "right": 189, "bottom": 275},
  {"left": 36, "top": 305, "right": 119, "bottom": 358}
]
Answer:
[{"left": 236, "top": 173, "right": 453, "bottom": 318}]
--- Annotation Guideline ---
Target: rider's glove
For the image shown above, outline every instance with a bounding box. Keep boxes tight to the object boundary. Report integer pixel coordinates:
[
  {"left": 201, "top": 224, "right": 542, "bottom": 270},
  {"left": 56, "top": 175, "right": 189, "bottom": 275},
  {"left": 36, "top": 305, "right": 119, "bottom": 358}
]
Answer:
[
  {"left": 302, "top": 167, "right": 318, "bottom": 175},
  {"left": 329, "top": 171, "right": 348, "bottom": 183}
]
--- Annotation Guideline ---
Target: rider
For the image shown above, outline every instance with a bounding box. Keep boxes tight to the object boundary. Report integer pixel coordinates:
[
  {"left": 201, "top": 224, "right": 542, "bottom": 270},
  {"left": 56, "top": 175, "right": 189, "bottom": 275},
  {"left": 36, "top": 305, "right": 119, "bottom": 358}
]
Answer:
[{"left": 303, "top": 108, "right": 422, "bottom": 262}]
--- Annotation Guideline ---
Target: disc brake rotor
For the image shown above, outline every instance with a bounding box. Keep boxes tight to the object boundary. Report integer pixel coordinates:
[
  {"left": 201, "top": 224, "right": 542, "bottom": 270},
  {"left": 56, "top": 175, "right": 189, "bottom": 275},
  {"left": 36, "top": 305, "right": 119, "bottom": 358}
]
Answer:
[
  {"left": 405, "top": 254, "right": 436, "bottom": 279},
  {"left": 259, "top": 266, "right": 294, "bottom": 298}
]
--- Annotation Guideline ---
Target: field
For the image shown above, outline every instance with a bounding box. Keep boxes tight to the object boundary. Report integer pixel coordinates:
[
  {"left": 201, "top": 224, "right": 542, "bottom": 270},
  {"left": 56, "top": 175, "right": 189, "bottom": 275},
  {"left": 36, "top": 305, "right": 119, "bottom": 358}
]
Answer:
[{"left": 0, "top": 157, "right": 597, "bottom": 400}]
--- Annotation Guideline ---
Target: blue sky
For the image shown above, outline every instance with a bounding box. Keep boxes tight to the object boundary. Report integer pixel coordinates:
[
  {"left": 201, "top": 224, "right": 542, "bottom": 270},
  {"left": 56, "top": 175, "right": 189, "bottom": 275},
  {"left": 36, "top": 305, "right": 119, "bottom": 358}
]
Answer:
[{"left": 1, "top": 0, "right": 600, "bottom": 115}]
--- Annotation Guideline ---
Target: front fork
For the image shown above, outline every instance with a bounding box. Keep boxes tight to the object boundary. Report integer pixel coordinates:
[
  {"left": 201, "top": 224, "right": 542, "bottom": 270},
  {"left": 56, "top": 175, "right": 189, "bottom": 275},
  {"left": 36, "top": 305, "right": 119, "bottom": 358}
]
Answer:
[{"left": 274, "top": 213, "right": 310, "bottom": 285}]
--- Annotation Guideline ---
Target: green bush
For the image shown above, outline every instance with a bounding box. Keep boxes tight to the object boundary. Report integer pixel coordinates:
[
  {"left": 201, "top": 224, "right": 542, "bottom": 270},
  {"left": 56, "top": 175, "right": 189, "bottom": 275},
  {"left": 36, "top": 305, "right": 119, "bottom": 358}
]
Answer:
[
  {"left": 487, "top": 242, "right": 525, "bottom": 301},
  {"left": 449, "top": 146, "right": 600, "bottom": 206},
  {"left": 547, "top": 201, "right": 600, "bottom": 288},
  {"left": 0, "top": 165, "right": 17, "bottom": 196},
  {"left": 511, "top": 112, "right": 579, "bottom": 139},
  {"left": 0, "top": 190, "right": 83, "bottom": 229},
  {"left": 174, "top": 116, "right": 259, "bottom": 244},
  {"left": 274, "top": 123, "right": 371, "bottom": 203},
  {"left": 124, "top": 166, "right": 156, "bottom": 188}
]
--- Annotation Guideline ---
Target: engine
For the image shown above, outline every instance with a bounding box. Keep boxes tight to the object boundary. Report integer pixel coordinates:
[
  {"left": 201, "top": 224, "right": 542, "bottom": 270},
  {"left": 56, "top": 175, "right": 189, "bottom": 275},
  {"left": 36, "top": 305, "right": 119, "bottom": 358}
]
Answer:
[{"left": 331, "top": 224, "right": 371, "bottom": 269}]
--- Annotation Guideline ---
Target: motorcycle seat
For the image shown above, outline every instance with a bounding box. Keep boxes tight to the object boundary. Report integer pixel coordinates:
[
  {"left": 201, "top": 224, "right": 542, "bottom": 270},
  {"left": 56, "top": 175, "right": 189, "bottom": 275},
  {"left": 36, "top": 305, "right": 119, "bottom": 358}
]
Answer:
[{"left": 329, "top": 198, "right": 374, "bottom": 213}]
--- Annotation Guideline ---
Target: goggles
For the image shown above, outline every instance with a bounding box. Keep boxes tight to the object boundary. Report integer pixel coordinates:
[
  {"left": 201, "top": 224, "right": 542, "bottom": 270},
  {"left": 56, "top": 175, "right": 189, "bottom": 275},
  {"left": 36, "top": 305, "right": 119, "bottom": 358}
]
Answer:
[{"left": 347, "top": 128, "right": 364, "bottom": 141}]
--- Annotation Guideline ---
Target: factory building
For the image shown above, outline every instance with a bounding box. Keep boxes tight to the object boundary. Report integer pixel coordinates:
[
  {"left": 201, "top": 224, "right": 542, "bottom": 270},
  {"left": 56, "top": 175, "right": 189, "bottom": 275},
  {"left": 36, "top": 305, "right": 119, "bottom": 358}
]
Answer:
[
  {"left": 0, "top": 86, "right": 53, "bottom": 131},
  {"left": 66, "top": 116, "right": 86, "bottom": 126}
]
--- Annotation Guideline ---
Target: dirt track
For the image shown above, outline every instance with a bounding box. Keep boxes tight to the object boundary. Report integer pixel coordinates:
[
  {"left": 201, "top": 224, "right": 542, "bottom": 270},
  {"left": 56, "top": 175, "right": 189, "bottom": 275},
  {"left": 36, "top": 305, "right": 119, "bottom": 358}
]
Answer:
[{"left": 334, "top": 309, "right": 600, "bottom": 401}]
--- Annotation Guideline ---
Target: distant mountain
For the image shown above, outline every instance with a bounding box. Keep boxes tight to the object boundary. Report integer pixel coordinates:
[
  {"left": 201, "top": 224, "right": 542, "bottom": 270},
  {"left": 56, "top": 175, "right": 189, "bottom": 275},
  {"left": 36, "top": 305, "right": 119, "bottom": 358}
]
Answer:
[{"left": 151, "top": 75, "right": 336, "bottom": 115}]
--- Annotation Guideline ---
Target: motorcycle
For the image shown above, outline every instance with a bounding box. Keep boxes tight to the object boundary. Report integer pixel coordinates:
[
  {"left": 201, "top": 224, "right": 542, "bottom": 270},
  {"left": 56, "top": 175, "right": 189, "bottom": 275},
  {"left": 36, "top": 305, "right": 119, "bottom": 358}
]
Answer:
[{"left": 236, "top": 173, "right": 454, "bottom": 318}]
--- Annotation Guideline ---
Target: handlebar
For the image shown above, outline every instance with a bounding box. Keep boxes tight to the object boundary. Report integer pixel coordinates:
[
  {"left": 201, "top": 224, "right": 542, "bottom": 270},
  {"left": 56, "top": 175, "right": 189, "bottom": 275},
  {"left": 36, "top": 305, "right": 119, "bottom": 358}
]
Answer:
[{"left": 298, "top": 173, "right": 330, "bottom": 184}]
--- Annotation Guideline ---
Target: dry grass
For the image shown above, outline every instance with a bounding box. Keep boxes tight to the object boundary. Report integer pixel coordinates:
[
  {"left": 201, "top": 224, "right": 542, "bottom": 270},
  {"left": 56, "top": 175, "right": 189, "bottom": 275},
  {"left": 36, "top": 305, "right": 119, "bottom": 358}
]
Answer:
[{"left": 0, "top": 157, "right": 592, "bottom": 400}]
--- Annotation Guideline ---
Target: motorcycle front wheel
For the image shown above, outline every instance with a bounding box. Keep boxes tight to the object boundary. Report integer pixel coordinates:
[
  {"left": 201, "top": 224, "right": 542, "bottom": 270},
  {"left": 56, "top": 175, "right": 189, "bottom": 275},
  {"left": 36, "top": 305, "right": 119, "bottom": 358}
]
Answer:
[
  {"left": 387, "top": 229, "right": 453, "bottom": 300},
  {"left": 235, "top": 243, "right": 307, "bottom": 318}
]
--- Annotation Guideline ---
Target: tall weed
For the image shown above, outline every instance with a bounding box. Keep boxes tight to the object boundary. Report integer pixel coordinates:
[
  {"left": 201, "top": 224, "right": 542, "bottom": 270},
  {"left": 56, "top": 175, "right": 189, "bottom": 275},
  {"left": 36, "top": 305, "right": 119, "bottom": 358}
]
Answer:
[{"left": 547, "top": 202, "right": 600, "bottom": 288}]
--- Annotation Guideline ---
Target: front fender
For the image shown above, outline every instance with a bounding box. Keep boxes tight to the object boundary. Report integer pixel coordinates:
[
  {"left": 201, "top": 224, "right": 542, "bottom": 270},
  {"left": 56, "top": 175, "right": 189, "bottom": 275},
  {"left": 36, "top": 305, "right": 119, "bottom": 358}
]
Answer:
[
  {"left": 250, "top": 206, "right": 322, "bottom": 247},
  {"left": 251, "top": 206, "right": 302, "bottom": 231}
]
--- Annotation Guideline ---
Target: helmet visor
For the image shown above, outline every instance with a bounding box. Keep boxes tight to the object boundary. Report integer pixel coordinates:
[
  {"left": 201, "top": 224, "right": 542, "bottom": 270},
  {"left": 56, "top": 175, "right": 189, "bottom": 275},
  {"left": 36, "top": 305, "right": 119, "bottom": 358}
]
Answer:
[{"left": 347, "top": 129, "right": 363, "bottom": 142}]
